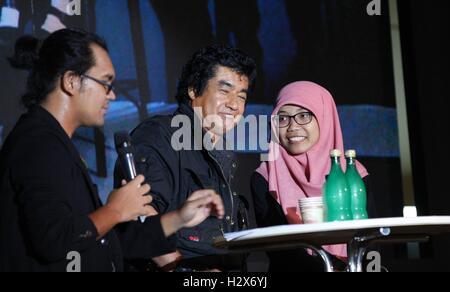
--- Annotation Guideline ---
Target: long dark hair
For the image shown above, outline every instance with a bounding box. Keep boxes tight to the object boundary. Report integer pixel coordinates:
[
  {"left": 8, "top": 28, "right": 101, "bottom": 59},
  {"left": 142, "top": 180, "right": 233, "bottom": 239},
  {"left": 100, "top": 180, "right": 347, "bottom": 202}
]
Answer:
[{"left": 9, "top": 28, "right": 108, "bottom": 109}]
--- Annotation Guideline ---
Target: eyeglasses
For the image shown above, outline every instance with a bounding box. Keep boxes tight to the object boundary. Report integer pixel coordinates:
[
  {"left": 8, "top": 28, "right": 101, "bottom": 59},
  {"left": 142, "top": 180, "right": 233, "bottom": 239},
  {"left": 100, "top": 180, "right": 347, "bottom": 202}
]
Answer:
[
  {"left": 81, "top": 74, "right": 115, "bottom": 95},
  {"left": 276, "top": 111, "right": 314, "bottom": 128}
]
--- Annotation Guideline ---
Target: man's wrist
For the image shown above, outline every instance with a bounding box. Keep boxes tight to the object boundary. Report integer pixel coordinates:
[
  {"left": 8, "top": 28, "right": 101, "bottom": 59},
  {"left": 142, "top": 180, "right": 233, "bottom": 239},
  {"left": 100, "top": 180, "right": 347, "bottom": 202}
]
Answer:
[
  {"left": 161, "top": 211, "right": 185, "bottom": 237},
  {"left": 102, "top": 203, "right": 123, "bottom": 224},
  {"left": 173, "top": 210, "right": 186, "bottom": 230}
]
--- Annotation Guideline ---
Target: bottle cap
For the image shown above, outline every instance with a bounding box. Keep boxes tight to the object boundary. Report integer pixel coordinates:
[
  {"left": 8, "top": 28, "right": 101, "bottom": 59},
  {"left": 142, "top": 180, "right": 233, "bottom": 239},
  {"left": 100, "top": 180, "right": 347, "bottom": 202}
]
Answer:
[
  {"left": 345, "top": 150, "right": 356, "bottom": 158},
  {"left": 330, "top": 149, "right": 341, "bottom": 157}
]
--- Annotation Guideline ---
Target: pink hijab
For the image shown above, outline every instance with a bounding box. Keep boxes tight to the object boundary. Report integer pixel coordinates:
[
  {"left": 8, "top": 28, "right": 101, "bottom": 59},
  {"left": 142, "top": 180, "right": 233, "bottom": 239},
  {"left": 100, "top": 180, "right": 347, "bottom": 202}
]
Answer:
[{"left": 256, "top": 81, "right": 369, "bottom": 258}]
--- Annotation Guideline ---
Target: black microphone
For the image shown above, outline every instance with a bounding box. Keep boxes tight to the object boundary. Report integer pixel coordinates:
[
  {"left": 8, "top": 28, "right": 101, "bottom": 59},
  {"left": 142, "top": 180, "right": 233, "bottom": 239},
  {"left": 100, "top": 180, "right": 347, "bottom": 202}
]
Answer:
[
  {"left": 114, "top": 131, "right": 137, "bottom": 182},
  {"left": 114, "top": 131, "right": 145, "bottom": 223}
]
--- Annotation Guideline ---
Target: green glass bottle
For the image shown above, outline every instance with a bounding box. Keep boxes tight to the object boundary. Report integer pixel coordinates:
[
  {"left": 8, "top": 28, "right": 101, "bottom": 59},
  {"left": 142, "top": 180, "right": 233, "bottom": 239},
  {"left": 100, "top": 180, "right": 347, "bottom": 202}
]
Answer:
[
  {"left": 345, "top": 150, "right": 368, "bottom": 220},
  {"left": 324, "top": 150, "right": 352, "bottom": 222}
]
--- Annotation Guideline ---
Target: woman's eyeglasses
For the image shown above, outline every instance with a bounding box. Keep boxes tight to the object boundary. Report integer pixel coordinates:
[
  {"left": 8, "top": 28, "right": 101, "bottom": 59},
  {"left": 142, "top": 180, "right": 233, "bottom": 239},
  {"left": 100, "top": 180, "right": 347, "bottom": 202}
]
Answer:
[{"left": 276, "top": 112, "right": 314, "bottom": 128}]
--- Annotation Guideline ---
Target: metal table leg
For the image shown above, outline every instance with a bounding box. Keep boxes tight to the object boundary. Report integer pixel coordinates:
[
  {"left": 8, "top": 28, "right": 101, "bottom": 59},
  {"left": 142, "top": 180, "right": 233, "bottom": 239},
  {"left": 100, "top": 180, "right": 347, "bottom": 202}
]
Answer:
[
  {"left": 346, "top": 227, "right": 431, "bottom": 272},
  {"left": 301, "top": 243, "right": 334, "bottom": 273},
  {"left": 347, "top": 227, "right": 391, "bottom": 272}
]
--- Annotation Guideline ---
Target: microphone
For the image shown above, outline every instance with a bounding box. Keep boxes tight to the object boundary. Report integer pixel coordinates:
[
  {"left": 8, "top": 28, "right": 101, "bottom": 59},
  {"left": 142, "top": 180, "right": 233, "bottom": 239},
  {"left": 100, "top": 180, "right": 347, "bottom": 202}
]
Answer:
[{"left": 114, "top": 131, "right": 145, "bottom": 223}]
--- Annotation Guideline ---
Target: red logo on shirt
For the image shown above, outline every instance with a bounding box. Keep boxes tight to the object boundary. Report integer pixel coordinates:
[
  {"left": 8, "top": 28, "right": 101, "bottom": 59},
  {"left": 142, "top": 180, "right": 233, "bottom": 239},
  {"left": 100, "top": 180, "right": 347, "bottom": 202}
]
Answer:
[{"left": 188, "top": 235, "right": 200, "bottom": 242}]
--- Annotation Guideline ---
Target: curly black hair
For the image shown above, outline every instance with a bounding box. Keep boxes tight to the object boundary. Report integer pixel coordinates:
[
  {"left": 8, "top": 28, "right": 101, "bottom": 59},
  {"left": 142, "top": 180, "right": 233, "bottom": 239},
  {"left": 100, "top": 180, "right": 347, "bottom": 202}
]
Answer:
[
  {"left": 175, "top": 44, "right": 257, "bottom": 104},
  {"left": 9, "top": 28, "right": 108, "bottom": 109}
]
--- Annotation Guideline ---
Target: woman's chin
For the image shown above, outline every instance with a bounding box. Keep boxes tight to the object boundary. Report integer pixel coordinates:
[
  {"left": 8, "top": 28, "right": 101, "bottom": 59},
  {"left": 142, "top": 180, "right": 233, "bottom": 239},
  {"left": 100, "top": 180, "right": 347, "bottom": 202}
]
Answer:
[{"left": 282, "top": 141, "right": 314, "bottom": 156}]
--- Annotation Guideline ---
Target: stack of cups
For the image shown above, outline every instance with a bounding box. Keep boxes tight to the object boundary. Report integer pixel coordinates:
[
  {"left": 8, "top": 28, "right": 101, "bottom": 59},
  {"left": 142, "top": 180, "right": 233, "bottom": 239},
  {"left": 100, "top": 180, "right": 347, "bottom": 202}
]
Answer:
[{"left": 299, "top": 197, "right": 325, "bottom": 224}]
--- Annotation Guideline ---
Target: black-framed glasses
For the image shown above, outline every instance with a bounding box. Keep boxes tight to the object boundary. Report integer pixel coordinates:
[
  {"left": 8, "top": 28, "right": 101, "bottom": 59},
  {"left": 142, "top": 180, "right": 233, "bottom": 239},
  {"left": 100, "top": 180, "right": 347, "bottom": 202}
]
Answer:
[
  {"left": 81, "top": 74, "right": 115, "bottom": 95},
  {"left": 276, "top": 111, "right": 314, "bottom": 128}
]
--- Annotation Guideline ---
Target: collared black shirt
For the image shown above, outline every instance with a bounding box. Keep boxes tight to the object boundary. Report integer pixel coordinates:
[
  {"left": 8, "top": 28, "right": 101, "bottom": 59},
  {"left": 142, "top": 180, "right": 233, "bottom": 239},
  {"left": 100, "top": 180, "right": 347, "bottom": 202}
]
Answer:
[
  {"left": 0, "top": 107, "right": 121, "bottom": 272},
  {"left": 0, "top": 106, "right": 171, "bottom": 272}
]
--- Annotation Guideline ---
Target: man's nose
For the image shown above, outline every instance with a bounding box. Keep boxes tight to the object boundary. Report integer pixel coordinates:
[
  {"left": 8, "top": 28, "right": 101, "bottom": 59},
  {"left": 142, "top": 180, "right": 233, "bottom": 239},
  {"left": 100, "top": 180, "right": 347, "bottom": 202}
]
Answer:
[
  {"left": 107, "top": 89, "right": 116, "bottom": 101},
  {"left": 226, "top": 95, "right": 239, "bottom": 111}
]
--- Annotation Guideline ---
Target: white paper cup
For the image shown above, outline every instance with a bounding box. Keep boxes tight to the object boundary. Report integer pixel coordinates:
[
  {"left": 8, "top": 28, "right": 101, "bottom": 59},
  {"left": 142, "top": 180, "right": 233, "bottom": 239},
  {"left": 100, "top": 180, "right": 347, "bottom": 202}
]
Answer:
[{"left": 299, "top": 197, "right": 324, "bottom": 224}]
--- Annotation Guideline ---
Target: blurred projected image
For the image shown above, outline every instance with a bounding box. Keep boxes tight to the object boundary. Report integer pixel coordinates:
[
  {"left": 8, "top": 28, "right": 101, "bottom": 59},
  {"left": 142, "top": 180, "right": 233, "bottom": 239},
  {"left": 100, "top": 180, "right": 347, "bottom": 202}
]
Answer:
[
  {"left": 1, "top": 0, "right": 86, "bottom": 141},
  {"left": 1, "top": 0, "right": 400, "bottom": 205}
]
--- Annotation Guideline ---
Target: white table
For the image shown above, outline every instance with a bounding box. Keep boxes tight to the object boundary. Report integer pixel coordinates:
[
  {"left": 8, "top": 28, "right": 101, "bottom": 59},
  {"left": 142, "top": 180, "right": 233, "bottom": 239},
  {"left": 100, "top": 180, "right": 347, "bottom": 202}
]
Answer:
[{"left": 214, "top": 216, "right": 450, "bottom": 272}]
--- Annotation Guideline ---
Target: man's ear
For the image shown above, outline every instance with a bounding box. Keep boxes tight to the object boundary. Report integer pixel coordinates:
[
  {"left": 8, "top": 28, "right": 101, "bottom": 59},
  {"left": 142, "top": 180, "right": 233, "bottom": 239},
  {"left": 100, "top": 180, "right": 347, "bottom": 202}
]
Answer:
[
  {"left": 188, "top": 88, "right": 197, "bottom": 101},
  {"left": 61, "top": 71, "right": 81, "bottom": 96}
]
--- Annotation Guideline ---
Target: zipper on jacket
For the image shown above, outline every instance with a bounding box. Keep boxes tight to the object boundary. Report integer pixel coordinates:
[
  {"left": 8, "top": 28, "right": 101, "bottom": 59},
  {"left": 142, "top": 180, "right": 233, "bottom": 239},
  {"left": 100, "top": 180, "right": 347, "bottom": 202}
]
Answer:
[{"left": 206, "top": 152, "right": 235, "bottom": 228}]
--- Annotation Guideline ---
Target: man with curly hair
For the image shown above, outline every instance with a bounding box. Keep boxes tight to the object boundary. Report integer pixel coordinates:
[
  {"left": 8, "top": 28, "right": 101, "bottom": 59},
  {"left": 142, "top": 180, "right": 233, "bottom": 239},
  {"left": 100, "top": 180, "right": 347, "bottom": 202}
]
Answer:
[{"left": 115, "top": 44, "right": 257, "bottom": 272}]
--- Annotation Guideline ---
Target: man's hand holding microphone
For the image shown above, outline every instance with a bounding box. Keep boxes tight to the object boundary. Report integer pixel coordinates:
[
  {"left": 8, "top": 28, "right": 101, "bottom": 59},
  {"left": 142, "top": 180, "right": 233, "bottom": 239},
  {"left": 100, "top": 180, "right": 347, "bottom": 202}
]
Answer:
[{"left": 87, "top": 132, "right": 225, "bottom": 241}]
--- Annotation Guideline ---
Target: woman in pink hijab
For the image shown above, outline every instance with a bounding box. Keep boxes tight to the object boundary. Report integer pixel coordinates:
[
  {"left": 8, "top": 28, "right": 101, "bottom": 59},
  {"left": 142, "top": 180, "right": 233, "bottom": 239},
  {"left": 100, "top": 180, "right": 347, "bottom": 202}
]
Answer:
[{"left": 252, "top": 81, "right": 372, "bottom": 271}]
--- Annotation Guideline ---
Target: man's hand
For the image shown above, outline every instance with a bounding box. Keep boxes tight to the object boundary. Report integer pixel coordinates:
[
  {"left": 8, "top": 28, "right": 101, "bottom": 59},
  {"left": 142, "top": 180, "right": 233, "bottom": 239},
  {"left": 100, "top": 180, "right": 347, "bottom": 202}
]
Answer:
[
  {"left": 89, "top": 175, "right": 154, "bottom": 239},
  {"left": 178, "top": 189, "right": 225, "bottom": 228},
  {"left": 160, "top": 189, "right": 224, "bottom": 237},
  {"left": 106, "top": 175, "right": 154, "bottom": 223}
]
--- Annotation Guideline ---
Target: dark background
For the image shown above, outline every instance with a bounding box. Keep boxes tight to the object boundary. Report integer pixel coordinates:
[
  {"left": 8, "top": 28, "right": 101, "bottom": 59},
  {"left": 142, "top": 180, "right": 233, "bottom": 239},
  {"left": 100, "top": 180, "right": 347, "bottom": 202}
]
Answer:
[{"left": 1, "top": 0, "right": 449, "bottom": 271}]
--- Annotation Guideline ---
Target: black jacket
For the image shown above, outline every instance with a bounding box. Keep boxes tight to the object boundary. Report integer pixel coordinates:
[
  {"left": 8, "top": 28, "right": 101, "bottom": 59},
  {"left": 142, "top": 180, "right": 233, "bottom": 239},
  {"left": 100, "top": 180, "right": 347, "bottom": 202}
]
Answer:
[
  {"left": 114, "top": 102, "right": 248, "bottom": 266},
  {"left": 0, "top": 107, "right": 171, "bottom": 272}
]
